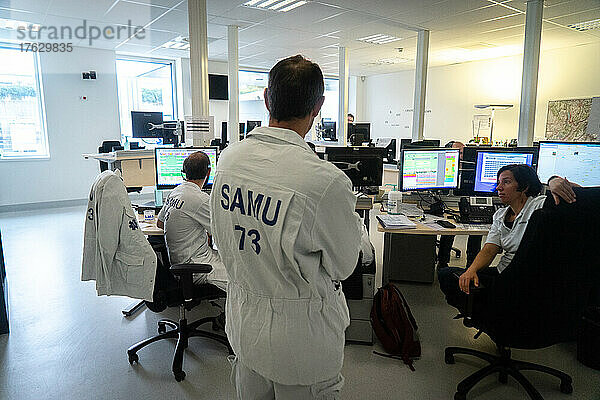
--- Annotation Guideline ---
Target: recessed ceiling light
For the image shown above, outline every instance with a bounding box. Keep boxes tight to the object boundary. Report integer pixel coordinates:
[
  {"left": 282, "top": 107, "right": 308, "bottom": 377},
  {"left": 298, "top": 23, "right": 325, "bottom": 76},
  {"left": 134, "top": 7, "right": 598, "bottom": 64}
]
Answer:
[
  {"left": 357, "top": 34, "right": 402, "bottom": 45},
  {"left": 365, "top": 57, "right": 410, "bottom": 66},
  {"left": 162, "top": 36, "right": 190, "bottom": 50},
  {"left": 243, "top": 0, "right": 308, "bottom": 12},
  {"left": 567, "top": 18, "right": 600, "bottom": 31},
  {"left": 0, "top": 18, "right": 41, "bottom": 31}
]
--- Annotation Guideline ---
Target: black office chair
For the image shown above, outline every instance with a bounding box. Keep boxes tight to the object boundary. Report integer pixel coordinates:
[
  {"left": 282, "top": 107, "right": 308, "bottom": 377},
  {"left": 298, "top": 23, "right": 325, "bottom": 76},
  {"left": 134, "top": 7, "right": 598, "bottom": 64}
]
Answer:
[
  {"left": 98, "top": 140, "right": 122, "bottom": 172},
  {"left": 444, "top": 187, "right": 600, "bottom": 400},
  {"left": 127, "top": 238, "right": 231, "bottom": 382}
]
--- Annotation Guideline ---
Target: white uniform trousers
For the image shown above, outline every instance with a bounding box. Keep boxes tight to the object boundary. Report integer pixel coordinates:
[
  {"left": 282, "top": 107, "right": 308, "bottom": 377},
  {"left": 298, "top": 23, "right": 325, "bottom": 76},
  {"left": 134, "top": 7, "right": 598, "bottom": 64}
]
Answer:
[{"left": 229, "top": 356, "right": 344, "bottom": 400}]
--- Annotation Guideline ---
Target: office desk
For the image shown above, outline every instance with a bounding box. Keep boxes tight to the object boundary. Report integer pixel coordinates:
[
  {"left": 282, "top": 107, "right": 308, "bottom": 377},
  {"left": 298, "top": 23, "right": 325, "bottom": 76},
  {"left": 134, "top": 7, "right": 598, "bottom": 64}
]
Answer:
[
  {"left": 377, "top": 216, "right": 489, "bottom": 284},
  {"left": 83, "top": 150, "right": 155, "bottom": 188},
  {"left": 135, "top": 196, "right": 373, "bottom": 236},
  {"left": 137, "top": 215, "right": 163, "bottom": 236}
]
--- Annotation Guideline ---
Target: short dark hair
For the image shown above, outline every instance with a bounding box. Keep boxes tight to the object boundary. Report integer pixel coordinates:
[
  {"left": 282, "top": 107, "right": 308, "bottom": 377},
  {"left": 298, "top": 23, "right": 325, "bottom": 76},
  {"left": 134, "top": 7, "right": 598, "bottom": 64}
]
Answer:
[
  {"left": 182, "top": 151, "right": 210, "bottom": 180},
  {"left": 348, "top": 113, "right": 354, "bottom": 119},
  {"left": 266, "top": 55, "right": 324, "bottom": 121},
  {"left": 497, "top": 164, "right": 542, "bottom": 197},
  {"left": 444, "top": 141, "right": 455, "bottom": 148}
]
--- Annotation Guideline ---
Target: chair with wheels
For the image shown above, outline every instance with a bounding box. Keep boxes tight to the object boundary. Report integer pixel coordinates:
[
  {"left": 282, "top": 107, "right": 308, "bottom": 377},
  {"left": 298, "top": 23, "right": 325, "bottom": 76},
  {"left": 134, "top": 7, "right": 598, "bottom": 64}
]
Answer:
[
  {"left": 127, "top": 237, "right": 231, "bottom": 382},
  {"left": 444, "top": 187, "right": 600, "bottom": 400}
]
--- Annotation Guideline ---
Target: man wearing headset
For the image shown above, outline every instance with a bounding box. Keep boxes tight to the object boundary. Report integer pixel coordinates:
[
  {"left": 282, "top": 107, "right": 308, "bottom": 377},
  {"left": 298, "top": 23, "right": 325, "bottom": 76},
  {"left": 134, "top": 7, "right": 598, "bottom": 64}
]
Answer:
[{"left": 157, "top": 151, "right": 228, "bottom": 290}]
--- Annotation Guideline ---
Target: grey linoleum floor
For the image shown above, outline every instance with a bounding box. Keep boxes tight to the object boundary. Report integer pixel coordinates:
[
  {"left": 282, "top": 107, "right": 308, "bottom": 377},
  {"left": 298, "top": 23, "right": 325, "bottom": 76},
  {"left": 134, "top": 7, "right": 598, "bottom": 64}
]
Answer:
[{"left": 0, "top": 205, "right": 598, "bottom": 400}]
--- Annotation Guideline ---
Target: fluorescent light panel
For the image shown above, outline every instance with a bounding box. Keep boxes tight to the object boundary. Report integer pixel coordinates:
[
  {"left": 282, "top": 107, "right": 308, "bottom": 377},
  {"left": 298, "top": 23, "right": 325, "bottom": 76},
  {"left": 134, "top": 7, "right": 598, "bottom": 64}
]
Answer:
[
  {"left": 568, "top": 18, "right": 600, "bottom": 31},
  {"left": 357, "top": 33, "right": 402, "bottom": 45},
  {"left": 0, "top": 18, "right": 41, "bottom": 31},
  {"left": 162, "top": 36, "right": 190, "bottom": 50},
  {"left": 243, "top": 0, "right": 308, "bottom": 12}
]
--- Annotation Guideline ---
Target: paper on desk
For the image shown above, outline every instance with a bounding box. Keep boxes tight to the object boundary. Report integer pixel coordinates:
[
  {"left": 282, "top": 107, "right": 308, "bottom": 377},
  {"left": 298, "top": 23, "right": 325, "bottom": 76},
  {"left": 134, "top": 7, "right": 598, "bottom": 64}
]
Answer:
[
  {"left": 423, "top": 222, "right": 449, "bottom": 231},
  {"left": 377, "top": 214, "right": 417, "bottom": 229},
  {"left": 454, "top": 223, "right": 491, "bottom": 231}
]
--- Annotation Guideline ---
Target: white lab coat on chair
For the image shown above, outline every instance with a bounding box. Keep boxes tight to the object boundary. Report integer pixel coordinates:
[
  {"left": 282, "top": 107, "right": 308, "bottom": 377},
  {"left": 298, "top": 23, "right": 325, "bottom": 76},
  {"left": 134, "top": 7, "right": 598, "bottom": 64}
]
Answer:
[{"left": 82, "top": 170, "right": 156, "bottom": 301}]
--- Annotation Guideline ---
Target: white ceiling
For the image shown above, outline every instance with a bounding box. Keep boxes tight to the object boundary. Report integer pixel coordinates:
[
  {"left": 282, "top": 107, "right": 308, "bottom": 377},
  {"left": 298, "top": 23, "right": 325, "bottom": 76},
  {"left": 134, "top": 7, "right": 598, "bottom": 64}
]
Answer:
[{"left": 1, "top": 0, "right": 599, "bottom": 75}]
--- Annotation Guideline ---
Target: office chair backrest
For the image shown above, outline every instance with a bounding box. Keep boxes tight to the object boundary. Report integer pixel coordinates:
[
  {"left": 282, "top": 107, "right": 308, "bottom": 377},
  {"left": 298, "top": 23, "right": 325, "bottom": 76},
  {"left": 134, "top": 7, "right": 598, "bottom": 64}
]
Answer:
[
  {"left": 98, "top": 140, "right": 122, "bottom": 172},
  {"left": 483, "top": 187, "right": 600, "bottom": 348}
]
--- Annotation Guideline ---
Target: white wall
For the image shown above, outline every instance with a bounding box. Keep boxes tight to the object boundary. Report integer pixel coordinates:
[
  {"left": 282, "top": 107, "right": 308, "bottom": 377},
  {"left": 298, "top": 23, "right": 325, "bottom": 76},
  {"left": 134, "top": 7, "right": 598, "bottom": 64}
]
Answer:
[
  {"left": 0, "top": 47, "right": 120, "bottom": 207},
  {"left": 365, "top": 42, "right": 600, "bottom": 145}
]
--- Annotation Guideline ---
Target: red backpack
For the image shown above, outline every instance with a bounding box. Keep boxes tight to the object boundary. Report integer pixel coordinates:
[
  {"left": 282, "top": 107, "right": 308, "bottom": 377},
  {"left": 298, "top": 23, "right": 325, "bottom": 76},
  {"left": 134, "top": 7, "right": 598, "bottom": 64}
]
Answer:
[{"left": 370, "top": 283, "right": 421, "bottom": 370}]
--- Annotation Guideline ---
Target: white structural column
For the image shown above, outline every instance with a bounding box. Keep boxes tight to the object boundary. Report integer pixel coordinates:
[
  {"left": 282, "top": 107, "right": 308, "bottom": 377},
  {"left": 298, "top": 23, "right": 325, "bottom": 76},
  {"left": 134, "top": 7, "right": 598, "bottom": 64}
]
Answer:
[
  {"left": 338, "top": 46, "right": 349, "bottom": 146},
  {"left": 228, "top": 25, "right": 240, "bottom": 144},
  {"left": 412, "top": 29, "right": 430, "bottom": 141},
  {"left": 188, "top": 0, "right": 210, "bottom": 118},
  {"left": 517, "top": 0, "right": 544, "bottom": 146}
]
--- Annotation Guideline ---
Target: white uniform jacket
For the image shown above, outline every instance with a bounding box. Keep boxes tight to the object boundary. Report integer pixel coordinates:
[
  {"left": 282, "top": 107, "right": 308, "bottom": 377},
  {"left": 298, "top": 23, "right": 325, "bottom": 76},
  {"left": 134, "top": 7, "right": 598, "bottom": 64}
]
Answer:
[
  {"left": 210, "top": 126, "right": 364, "bottom": 386},
  {"left": 82, "top": 170, "right": 156, "bottom": 301}
]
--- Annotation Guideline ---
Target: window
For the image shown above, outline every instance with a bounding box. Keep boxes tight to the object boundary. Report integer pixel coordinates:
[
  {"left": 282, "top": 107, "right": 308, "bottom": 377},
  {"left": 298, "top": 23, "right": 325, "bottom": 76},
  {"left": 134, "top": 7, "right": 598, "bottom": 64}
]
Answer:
[
  {"left": 0, "top": 44, "right": 48, "bottom": 159},
  {"left": 238, "top": 70, "right": 339, "bottom": 128},
  {"left": 321, "top": 78, "right": 339, "bottom": 123},
  {"left": 115, "top": 57, "right": 176, "bottom": 142},
  {"left": 239, "top": 70, "right": 269, "bottom": 125}
]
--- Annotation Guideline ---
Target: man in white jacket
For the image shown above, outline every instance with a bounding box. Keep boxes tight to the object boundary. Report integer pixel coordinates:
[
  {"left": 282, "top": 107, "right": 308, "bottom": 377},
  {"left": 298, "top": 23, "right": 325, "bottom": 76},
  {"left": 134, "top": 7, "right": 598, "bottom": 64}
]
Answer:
[
  {"left": 211, "top": 55, "right": 372, "bottom": 399},
  {"left": 157, "top": 151, "right": 228, "bottom": 291}
]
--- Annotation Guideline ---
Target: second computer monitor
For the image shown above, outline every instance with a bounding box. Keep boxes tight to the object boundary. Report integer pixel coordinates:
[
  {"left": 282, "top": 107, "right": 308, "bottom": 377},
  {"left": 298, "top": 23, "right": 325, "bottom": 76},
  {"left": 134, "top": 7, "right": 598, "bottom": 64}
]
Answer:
[
  {"left": 325, "top": 146, "right": 384, "bottom": 187},
  {"left": 246, "top": 120, "right": 261, "bottom": 133},
  {"left": 474, "top": 149, "right": 535, "bottom": 193},
  {"left": 131, "top": 111, "right": 163, "bottom": 138},
  {"left": 348, "top": 123, "right": 370, "bottom": 146},
  {"left": 537, "top": 141, "right": 600, "bottom": 187},
  {"left": 155, "top": 147, "right": 218, "bottom": 190},
  {"left": 400, "top": 148, "right": 460, "bottom": 191}
]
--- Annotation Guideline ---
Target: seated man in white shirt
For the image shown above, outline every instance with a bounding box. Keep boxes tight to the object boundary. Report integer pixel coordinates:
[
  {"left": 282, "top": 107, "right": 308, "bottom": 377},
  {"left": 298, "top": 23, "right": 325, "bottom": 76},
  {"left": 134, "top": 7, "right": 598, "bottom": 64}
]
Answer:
[{"left": 157, "top": 151, "right": 228, "bottom": 291}]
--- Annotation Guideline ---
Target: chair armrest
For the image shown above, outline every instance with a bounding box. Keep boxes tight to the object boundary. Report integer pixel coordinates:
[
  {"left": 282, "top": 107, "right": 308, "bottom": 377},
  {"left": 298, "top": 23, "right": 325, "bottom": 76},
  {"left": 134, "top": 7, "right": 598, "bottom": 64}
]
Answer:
[
  {"left": 170, "top": 263, "right": 212, "bottom": 275},
  {"left": 464, "top": 283, "right": 487, "bottom": 327}
]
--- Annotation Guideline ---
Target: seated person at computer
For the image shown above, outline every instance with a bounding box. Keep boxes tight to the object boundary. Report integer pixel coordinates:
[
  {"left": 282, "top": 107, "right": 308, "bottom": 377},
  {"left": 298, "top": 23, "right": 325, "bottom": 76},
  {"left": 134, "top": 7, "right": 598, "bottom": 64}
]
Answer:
[
  {"left": 438, "top": 164, "right": 578, "bottom": 309},
  {"left": 157, "top": 151, "right": 228, "bottom": 291},
  {"left": 437, "top": 140, "right": 483, "bottom": 270}
]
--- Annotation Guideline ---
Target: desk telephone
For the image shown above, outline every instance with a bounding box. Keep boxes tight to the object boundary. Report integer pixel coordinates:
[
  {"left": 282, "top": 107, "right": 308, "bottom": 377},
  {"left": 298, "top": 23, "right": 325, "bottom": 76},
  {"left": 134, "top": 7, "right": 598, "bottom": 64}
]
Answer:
[{"left": 458, "top": 197, "right": 497, "bottom": 224}]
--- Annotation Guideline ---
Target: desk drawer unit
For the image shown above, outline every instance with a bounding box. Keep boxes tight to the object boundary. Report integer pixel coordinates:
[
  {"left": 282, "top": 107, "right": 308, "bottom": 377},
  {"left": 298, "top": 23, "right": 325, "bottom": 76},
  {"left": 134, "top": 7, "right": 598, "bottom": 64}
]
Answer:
[{"left": 383, "top": 233, "right": 436, "bottom": 283}]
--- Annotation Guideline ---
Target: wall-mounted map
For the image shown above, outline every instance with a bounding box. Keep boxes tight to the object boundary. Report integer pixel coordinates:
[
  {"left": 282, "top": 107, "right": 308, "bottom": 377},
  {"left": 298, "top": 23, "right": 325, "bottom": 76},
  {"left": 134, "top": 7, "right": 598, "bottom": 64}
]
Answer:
[{"left": 545, "top": 97, "right": 600, "bottom": 142}]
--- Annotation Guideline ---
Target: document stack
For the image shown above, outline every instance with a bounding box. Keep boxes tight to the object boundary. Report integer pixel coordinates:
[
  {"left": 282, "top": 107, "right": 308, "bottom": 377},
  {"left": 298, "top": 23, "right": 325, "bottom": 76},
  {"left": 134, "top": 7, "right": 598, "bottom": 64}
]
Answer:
[{"left": 376, "top": 214, "right": 417, "bottom": 229}]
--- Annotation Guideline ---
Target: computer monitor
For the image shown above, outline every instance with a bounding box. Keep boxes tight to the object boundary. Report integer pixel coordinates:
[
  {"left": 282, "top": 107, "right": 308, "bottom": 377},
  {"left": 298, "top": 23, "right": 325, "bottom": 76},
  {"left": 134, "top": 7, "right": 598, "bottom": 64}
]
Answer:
[
  {"left": 402, "top": 139, "right": 441, "bottom": 149},
  {"left": 537, "top": 141, "right": 600, "bottom": 187},
  {"left": 474, "top": 148, "right": 535, "bottom": 193},
  {"left": 246, "top": 120, "right": 261, "bottom": 133},
  {"left": 400, "top": 148, "right": 460, "bottom": 191},
  {"left": 348, "top": 123, "right": 370, "bottom": 146},
  {"left": 162, "top": 120, "right": 183, "bottom": 145},
  {"left": 131, "top": 111, "right": 163, "bottom": 138},
  {"left": 155, "top": 147, "right": 218, "bottom": 190},
  {"left": 324, "top": 146, "right": 384, "bottom": 187},
  {"left": 321, "top": 121, "right": 336, "bottom": 141},
  {"left": 374, "top": 137, "right": 397, "bottom": 163}
]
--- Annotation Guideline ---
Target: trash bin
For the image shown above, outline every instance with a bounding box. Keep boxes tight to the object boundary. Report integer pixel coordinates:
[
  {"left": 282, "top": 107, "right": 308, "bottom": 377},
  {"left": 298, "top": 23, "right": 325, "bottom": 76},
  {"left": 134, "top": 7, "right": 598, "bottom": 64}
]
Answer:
[{"left": 577, "top": 306, "right": 600, "bottom": 370}]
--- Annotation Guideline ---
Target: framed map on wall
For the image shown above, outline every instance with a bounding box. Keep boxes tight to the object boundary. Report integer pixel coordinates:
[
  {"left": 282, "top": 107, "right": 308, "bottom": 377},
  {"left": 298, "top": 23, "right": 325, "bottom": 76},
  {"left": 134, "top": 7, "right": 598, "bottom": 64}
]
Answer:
[{"left": 545, "top": 97, "right": 600, "bottom": 142}]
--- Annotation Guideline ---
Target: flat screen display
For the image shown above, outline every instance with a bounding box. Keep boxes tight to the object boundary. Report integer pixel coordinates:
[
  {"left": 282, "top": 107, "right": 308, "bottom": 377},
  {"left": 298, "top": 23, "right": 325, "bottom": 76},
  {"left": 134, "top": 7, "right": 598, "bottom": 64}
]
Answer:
[
  {"left": 400, "top": 148, "right": 460, "bottom": 191},
  {"left": 325, "top": 146, "right": 384, "bottom": 187},
  {"left": 155, "top": 147, "right": 218, "bottom": 190},
  {"left": 474, "top": 150, "right": 535, "bottom": 193},
  {"left": 209, "top": 74, "right": 228, "bottom": 100},
  {"left": 537, "top": 141, "right": 600, "bottom": 187}
]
